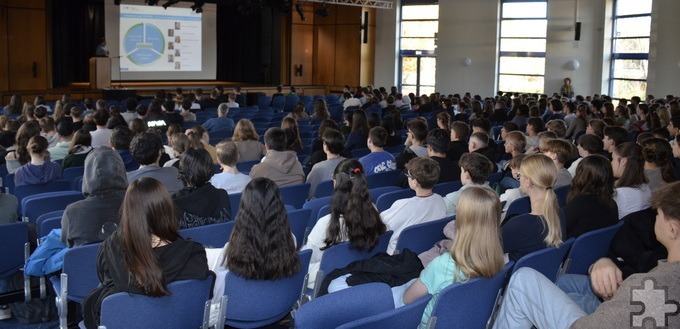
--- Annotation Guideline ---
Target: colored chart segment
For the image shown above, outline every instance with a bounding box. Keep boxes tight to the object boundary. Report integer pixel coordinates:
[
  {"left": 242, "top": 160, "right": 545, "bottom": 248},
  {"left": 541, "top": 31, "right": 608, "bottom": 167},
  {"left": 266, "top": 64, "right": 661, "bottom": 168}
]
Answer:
[{"left": 123, "top": 23, "right": 165, "bottom": 66}]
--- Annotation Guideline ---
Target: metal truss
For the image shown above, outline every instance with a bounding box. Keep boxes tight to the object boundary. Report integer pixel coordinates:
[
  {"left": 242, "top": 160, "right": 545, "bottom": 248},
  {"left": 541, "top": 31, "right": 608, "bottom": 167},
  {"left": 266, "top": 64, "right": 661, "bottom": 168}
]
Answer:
[{"left": 303, "top": 0, "right": 394, "bottom": 9}]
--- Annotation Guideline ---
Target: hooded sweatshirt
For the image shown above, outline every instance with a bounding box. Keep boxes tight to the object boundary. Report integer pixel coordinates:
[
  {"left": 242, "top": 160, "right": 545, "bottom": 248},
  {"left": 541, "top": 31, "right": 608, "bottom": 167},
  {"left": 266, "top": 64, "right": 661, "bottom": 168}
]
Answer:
[
  {"left": 248, "top": 149, "right": 305, "bottom": 186},
  {"left": 61, "top": 147, "right": 128, "bottom": 247},
  {"left": 14, "top": 160, "right": 62, "bottom": 187},
  {"left": 173, "top": 183, "right": 231, "bottom": 229},
  {"left": 82, "top": 232, "right": 209, "bottom": 328}
]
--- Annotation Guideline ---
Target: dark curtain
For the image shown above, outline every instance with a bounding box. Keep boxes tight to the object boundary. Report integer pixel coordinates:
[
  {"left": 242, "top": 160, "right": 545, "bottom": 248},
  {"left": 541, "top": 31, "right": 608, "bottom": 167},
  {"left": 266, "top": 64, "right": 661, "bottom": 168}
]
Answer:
[{"left": 52, "top": 0, "right": 105, "bottom": 86}]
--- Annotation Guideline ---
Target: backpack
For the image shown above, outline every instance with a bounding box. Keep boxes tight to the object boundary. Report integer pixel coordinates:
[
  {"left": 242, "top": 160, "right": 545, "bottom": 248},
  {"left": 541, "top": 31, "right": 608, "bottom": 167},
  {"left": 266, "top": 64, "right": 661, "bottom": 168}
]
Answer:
[{"left": 7, "top": 271, "right": 57, "bottom": 324}]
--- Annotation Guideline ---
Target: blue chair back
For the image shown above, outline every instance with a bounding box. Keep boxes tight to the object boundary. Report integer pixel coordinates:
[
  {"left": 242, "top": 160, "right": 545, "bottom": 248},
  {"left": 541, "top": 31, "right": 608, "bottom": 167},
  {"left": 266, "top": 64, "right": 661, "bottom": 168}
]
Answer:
[
  {"left": 505, "top": 196, "right": 531, "bottom": 219},
  {"left": 313, "top": 180, "right": 334, "bottom": 199},
  {"left": 337, "top": 294, "right": 432, "bottom": 329},
  {"left": 554, "top": 185, "right": 570, "bottom": 208},
  {"left": 4, "top": 173, "right": 15, "bottom": 194},
  {"left": 563, "top": 221, "right": 624, "bottom": 275},
  {"left": 295, "top": 283, "right": 394, "bottom": 329},
  {"left": 179, "top": 221, "right": 234, "bottom": 248},
  {"left": 0, "top": 222, "right": 28, "bottom": 279},
  {"left": 287, "top": 209, "right": 312, "bottom": 249},
  {"left": 426, "top": 262, "right": 514, "bottom": 329},
  {"left": 38, "top": 216, "right": 62, "bottom": 239},
  {"left": 512, "top": 238, "right": 575, "bottom": 282},
  {"left": 62, "top": 166, "right": 85, "bottom": 183},
  {"left": 100, "top": 274, "right": 215, "bottom": 329},
  {"left": 350, "top": 148, "right": 371, "bottom": 159},
  {"left": 53, "top": 243, "right": 101, "bottom": 303},
  {"left": 318, "top": 231, "right": 393, "bottom": 277},
  {"left": 365, "top": 170, "right": 400, "bottom": 189},
  {"left": 279, "top": 183, "right": 311, "bottom": 209},
  {"left": 21, "top": 191, "right": 84, "bottom": 223},
  {"left": 220, "top": 250, "right": 312, "bottom": 328},
  {"left": 73, "top": 176, "right": 84, "bottom": 192},
  {"left": 395, "top": 216, "right": 454, "bottom": 254},
  {"left": 375, "top": 189, "right": 416, "bottom": 212},
  {"left": 302, "top": 196, "right": 332, "bottom": 227},
  {"left": 14, "top": 180, "right": 72, "bottom": 213},
  {"left": 368, "top": 186, "right": 403, "bottom": 203},
  {"left": 236, "top": 160, "right": 260, "bottom": 174},
  {"left": 229, "top": 192, "right": 242, "bottom": 219},
  {"left": 488, "top": 172, "right": 504, "bottom": 186},
  {"left": 432, "top": 181, "right": 463, "bottom": 197}
]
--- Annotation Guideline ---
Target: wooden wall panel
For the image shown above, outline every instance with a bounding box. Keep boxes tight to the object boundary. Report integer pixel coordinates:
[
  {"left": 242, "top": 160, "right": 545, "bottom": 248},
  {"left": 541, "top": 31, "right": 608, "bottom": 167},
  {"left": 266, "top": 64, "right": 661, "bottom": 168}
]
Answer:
[
  {"left": 0, "top": 1, "right": 9, "bottom": 92},
  {"left": 6, "top": 0, "right": 43, "bottom": 9},
  {"left": 8, "top": 6, "right": 47, "bottom": 90},
  {"left": 360, "top": 8, "right": 376, "bottom": 86},
  {"left": 313, "top": 25, "right": 336, "bottom": 86},
  {"left": 333, "top": 6, "right": 361, "bottom": 87},
  {"left": 290, "top": 24, "right": 313, "bottom": 85}
]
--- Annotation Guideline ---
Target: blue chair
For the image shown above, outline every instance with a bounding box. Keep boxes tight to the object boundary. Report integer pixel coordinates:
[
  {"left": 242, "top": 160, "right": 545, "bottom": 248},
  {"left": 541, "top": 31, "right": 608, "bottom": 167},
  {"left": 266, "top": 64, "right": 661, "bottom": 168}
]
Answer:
[
  {"left": 236, "top": 160, "right": 261, "bottom": 174},
  {"left": 312, "top": 231, "right": 393, "bottom": 298},
  {"left": 217, "top": 250, "right": 312, "bottom": 329},
  {"left": 337, "top": 294, "right": 432, "bottom": 329},
  {"left": 384, "top": 145, "right": 405, "bottom": 154},
  {"left": 62, "top": 166, "right": 85, "bottom": 183},
  {"left": 512, "top": 238, "right": 575, "bottom": 283},
  {"left": 425, "top": 262, "right": 514, "bottom": 329},
  {"left": 21, "top": 191, "right": 84, "bottom": 224},
  {"left": 73, "top": 176, "right": 84, "bottom": 192},
  {"left": 316, "top": 205, "right": 331, "bottom": 223},
  {"left": 0, "top": 221, "right": 29, "bottom": 280},
  {"left": 179, "top": 221, "right": 234, "bottom": 248},
  {"left": 432, "top": 181, "right": 463, "bottom": 196},
  {"left": 295, "top": 283, "right": 394, "bottom": 329},
  {"left": 288, "top": 209, "right": 312, "bottom": 249},
  {"left": 554, "top": 185, "right": 570, "bottom": 208},
  {"left": 4, "top": 173, "right": 15, "bottom": 194},
  {"left": 488, "top": 172, "right": 504, "bottom": 186},
  {"left": 302, "top": 196, "right": 332, "bottom": 228},
  {"left": 504, "top": 196, "right": 531, "bottom": 219},
  {"left": 279, "top": 183, "right": 311, "bottom": 209},
  {"left": 562, "top": 221, "right": 624, "bottom": 275},
  {"left": 375, "top": 189, "right": 416, "bottom": 212},
  {"left": 14, "top": 180, "right": 72, "bottom": 214},
  {"left": 52, "top": 243, "right": 101, "bottom": 329},
  {"left": 37, "top": 216, "right": 62, "bottom": 239},
  {"left": 368, "top": 186, "right": 403, "bottom": 203},
  {"left": 395, "top": 216, "right": 454, "bottom": 254},
  {"left": 350, "top": 148, "right": 371, "bottom": 159},
  {"left": 313, "top": 180, "right": 334, "bottom": 198},
  {"left": 229, "top": 192, "right": 242, "bottom": 219},
  {"left": 100, "top": 274, "right": 215, "bottom": 329},
  {"left": 365, "top": 170, "right": 401, "bottom": 189},
  {"left": 258, "top": 96, "right": 272, "bottom": 108}
]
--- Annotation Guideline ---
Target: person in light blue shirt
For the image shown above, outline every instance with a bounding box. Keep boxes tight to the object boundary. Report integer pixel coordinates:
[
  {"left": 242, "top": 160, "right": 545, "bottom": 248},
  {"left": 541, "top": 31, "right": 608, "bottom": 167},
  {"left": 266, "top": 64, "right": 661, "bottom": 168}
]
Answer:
[
  {"left": 202, "top": 103, "right": 235, "bottom": 135},
  {"left": 210, "top": 140, "right": 252, "bottom": 195},
  {"left": 359, "top": 126, "right": 396, "bottom": 176},
  {"left": 443, "top": 152, "right": 495, "bottom": 216}
]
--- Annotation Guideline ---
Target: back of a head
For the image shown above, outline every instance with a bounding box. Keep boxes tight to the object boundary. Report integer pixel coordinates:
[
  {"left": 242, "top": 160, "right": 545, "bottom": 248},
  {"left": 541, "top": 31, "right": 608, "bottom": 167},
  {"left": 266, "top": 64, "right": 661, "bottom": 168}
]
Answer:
[
  {"left": 459, "top": 153, "right": 495, "bottom": 184},
  {"left": 604, "top": 126, "right": 628, "bottom": 146},
  {"left": 577, "top": 134, "right": 603, "bottom": 154},
  {"left": 406, "top": 119, "right": 428, "bottom": 142},
  {"left": 368, "top": 126, "right": 388, "bottom": 148},
  {"left": 651, "top": 181, "right": 680, "bottom": 223},
  {"left": 505, "top": 131, "right": 526, "bottom": 153},
  {"left": 83, "top": 146, "right": 128, "bottom": 196},
  {"left": 179, "top": 148, "right": 214, "bottom": 188},
  {"left": 111, "top": 126, "right": 134, "bottom": 150},
  {"left": 125, "top": 98, "right": 138, "bottom": 112},
  {"left": 227, "top": 177, "right": 300, "bottom": 280},
  {"left": 520, "top": 154, "right": 557, "bottom": 190},
  {"left": 544, "top": 138, "right": 572, "bottom": 164},
  {"left": 70, "top": 129, "right": 92, "bottom": 149},
  {"left": 264, "top": 127, "right": 287, "bottom": 152},
  {"left": 322, "top": 129, "right": 345, "bottom": 155},
  {"left": 470, "top": 131, "right": 489, "bottom": 148},
  {"left": 130, "top": 131, "right": 162, "bottom": 165},
  {"left": 568, "top": 154, "right": 615, "bottom": 205},
  {"left": 163, "top": 100, "right": 176, "bottom": 113},
  {"left": 641, "top": 138, "right": 676, "bottom": 183},
  {"left": 614, "top": 142, "right": 646, "bottom": 188},
  {"left": 218, "top": 103, "right": 229, "bottom": 116},
  {"left": 546, "top": 120, "right": 567, "bottom": 138},
  {"left": 451, "top": 121, "right": 470, "bottom": 140},
  {"left": 406, "top": 157, "right": 440, "bottom": 189},
  {"left": 93, "top": 109, "right": 110, "bottom": 126},
  {"left": 426, "top": 128, "right": 449, "bottom": 154},
  {"left": 216, "top": 140, "right": 238, "bottom": 167},
  {"left": 452, "top": 186, "right": 504, "bottom": 278},
  {"left": 520, "top": 154, "right": 562, "bottom": 247},
  {"left": 28, "top": 135, "right": 48, "bottom": 155},
  {"left": 471, "top": 118, "right": 491, "bottom": 133}
]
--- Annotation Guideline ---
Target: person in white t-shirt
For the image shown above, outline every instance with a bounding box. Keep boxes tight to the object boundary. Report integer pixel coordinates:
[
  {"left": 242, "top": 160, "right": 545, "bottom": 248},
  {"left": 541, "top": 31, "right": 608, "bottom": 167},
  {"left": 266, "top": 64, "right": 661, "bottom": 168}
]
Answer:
[
  {"left": 89, "top": 109, "right": 112, "bottom": 148},
  {"left": 210, "top": 141, "right": 252, "bottom": 195}
]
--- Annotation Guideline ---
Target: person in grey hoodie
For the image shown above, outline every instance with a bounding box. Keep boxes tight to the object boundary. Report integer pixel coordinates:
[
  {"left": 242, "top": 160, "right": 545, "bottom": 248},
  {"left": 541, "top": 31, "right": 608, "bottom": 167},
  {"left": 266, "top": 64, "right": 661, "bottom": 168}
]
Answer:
[
  {"left": 249, "top": 128, "right": 304, "bottom": 186},
  {"left": 61, "top": 147, "right": 127, "bottom": 247}
]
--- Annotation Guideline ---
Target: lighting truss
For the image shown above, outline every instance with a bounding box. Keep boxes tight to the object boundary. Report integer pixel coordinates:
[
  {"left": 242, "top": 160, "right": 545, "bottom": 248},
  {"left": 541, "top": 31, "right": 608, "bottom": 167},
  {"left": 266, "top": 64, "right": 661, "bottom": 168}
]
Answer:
[{"left": 304, "top": 0, "right": 393, "bottom": 9}]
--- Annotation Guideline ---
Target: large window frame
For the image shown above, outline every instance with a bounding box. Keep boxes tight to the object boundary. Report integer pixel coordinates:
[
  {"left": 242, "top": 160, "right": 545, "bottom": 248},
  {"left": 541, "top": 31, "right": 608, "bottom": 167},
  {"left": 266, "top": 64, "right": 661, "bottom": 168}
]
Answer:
[
  {"left": 497, "top": 0, "right": 548, "bottom": 94},
  {"left": 609, "top": 0, "right": 652, "bottom": 99},
  {"left": 399, "top": 3, "right": 438, "bottom": 97}
]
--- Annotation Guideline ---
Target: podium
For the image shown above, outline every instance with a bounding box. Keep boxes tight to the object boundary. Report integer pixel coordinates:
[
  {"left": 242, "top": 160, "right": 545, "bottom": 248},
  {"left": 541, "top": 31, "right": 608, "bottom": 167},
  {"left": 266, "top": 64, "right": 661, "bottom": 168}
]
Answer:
[{"left": 89, "top": 57, "right": 111, "bottom": 89}]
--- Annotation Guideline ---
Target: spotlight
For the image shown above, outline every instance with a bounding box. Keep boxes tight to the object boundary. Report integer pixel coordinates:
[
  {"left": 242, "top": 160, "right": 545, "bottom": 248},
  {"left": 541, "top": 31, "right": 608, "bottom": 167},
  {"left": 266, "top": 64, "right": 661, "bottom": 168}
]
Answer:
[
  {"left": 162, "top": 0, "right": 180, "bottom": 9},
  {"left": 145, "top": 0, "right": 159, "bottom": 5},
  {"left": 296, "top": 2, "right": 306, "bottom": 21},
  {"left": 191, "top": 1, "right": 205, "bottom": 13},
  {"left": 114, "top": 0, "right": 121, "bottom": 5},
  {"left": 316, "top": 1, "right": 329, "bottom": 17}
]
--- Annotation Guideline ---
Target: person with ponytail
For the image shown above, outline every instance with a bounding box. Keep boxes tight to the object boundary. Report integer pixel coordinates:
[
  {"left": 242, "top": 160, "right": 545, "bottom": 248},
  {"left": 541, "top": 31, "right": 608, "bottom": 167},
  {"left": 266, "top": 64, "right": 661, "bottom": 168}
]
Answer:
[
  {"left": 501, "top": 154, "right": 566, "bottom": 262},
  {"left": 641, "top": 137, "right": 676, "bottom": 192},
  {"left": 611, "top": 142, "right": 652, "bottom": 218},
  {"left": 82, "top": 178, "right": 210, "bottom": 328},
  {"left": 14, "top": 135, "right": 61, "bottom": 187},
  {"left": 302, "top": 159, "right": 386, "bottom": 288},
  {"left": 404, "top": 186, "right": 505, "bottom": 327}
]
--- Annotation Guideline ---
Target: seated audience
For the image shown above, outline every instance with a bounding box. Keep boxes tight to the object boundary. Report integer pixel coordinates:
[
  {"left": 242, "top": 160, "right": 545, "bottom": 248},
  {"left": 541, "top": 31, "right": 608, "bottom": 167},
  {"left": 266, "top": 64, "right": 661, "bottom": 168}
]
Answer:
[
  {"left": 208, "top": 140, "right": 251, "bottom": 195},
  {"left": 359, "top": 126, "right": 396, "bottom": 176},
  {"left": 62, "top": 129, "right": 93, "bottom": 171},
  {"left": 443, "top": 152, "right": 495, "bottom": 216},
  {"left": 249, "top": 128, "right": 304, "bottom": 186},
  {"left": 231, "top": 119, "right": 266, "bottom": 162},
  {"left": 641, "top": 137, "right": 676, "bottom": 192},
  {"left": 5, "top": 121, "right": 41, "bottom": 173},
  {"left": 61, "top": 147, "right": 127, "bottom": 247},
  {"left": 281, "top": 117, "right": 304, "bottom": 154},
  {"left": 468, "top": 131, "right": 496, "bottom": 163},
  {"left": 396, "top": 119, "right": 428, "bottom": 169},
  {"left": 48, "top": 119, "right": 74, "bottom": 161},
  {"left": 82, "top": 178, "right": 210, "bottom": 329},
  {"left": 567, "top": 134, "right": 604, "bottom": 177},
  {"left": 542, "top": 138, "right": 573, "bottom": 187},
  {"left": 174, "top": 148, "right": 231, "bottom": 228},
  {"left": 89, "top": 109, "right": 112, "bottom": 148},
  {"left": 109, "top": 126, "right": 139, "bottom": 172},
  {"left": 127, "top": 131, "right": 184, "bottom": 194},
  {"left": 446, "top": 121, "right": 469, "bottom": 161},
  {"left": 306, "top": 129, "right": 345, "bottom": 198},
  {"left": 603, "top": 125, "right": 628, "bottom": 155},
  {"left": 14, "top": 136, "right": 61, "bottom": 187},
  {"left": 187, "top": 125, "right": 217, "bottom": 163},
  {"left": 344, "top": 110, "right": 370, "bottom": 152},
  {"left": 202, "top": 103, "right": 235, "bottom": 134},
  {"left": 39, "top": 117, "right": 59, "bottom": 148},
  {"left": 611, "top": 142, "right": 651, "bottom": 218}
]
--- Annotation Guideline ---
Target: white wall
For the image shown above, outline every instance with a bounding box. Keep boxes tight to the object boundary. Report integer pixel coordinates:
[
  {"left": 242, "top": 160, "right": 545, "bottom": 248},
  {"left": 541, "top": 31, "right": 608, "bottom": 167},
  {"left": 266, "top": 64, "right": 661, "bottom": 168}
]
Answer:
[{"left": 373, "top": 0, "right": 680, "bottom": 97}]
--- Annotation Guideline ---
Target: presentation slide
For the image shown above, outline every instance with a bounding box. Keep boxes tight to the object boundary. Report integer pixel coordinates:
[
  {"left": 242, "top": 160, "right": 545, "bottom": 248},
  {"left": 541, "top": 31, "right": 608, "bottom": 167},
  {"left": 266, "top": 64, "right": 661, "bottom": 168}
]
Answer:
[
  {"left": 104, "top": 0, "right": 217, "bottom": 81},
  {"left": 120, "top": 5, "right": 201, "bottom": 72}
]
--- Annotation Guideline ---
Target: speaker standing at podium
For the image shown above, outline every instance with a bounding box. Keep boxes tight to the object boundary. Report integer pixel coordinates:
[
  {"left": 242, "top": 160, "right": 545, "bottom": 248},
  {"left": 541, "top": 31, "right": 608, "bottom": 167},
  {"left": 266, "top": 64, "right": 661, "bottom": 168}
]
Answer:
[{"left": 95, "top": 37, "right": 109, "bottom": 58}]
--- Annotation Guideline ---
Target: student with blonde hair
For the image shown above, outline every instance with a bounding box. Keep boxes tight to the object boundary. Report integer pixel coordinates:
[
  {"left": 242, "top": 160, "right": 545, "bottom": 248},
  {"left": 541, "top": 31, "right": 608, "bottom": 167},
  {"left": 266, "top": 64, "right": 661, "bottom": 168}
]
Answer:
[
  {"left": 404, "top": 186, "right": 505, "bottom": 327},
  {"left": 210, "top": 141, "right": 252, "bottom": 194},
  {"left": 231, "top": 119, "right": 266, "bottom": 161},
  {"left": 502, "top": 154, "right": 565, "bottom": 262}
]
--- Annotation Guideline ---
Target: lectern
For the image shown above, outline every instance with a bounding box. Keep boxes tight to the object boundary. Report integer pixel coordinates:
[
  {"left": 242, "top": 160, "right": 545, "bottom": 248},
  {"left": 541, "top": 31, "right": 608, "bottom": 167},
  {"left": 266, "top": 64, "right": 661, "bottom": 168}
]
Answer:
[{"left": 89, "top": 57, "right": 111, "bottom": 89}]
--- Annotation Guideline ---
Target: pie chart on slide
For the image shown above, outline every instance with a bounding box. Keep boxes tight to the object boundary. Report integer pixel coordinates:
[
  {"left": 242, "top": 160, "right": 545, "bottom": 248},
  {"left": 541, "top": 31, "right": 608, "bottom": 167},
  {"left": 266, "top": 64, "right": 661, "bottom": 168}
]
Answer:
[{"left": 123, "top": 23, "right": 165, "bottom": 66}]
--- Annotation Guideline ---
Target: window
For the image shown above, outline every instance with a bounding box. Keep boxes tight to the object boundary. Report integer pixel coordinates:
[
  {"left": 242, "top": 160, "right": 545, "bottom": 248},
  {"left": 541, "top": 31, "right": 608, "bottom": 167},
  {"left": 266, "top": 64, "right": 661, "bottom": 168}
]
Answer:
[
  {"left": 610, "top": 0, "right": 652, "bottom": 99},
  {"left": 399, "top": 4, "right": 438, "bottom": 96},
  {"left": 498, "top": 0, "right": 547, "bottom": 94}
]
